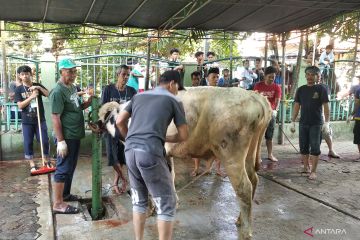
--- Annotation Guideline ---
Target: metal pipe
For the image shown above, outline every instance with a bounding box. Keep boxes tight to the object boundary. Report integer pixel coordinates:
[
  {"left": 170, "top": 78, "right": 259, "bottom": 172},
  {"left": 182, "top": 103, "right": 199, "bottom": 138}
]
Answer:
[
  {"left": 278, "top": 33, "right": 286, "bottom": 145},
  {"left": 264, "top": 33, "right": 268, "bottom": 67},
  {"left": 312, "top": 33, "right": 317, "bottom": 65},
  {"left": 1, "top": 21, "right": 8, "bottom": 131},
  {"left": 145, "top": 35, "right": 151, "bottom": 91},
  {"left": 91, "top": 97, "right": 103, "bottom": 220},
  {"left": 229, "top": 33, "right": 233, "bottom": 80}
]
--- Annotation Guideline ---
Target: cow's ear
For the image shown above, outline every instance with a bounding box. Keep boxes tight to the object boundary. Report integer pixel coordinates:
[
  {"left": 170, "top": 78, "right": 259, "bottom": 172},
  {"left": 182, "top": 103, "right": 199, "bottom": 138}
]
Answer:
[
  {"left": 109, "top": 115, "right": 115, "bottom": 125},
  {"left": 104, "top": 111, "right": 111, "bottom": 122}
]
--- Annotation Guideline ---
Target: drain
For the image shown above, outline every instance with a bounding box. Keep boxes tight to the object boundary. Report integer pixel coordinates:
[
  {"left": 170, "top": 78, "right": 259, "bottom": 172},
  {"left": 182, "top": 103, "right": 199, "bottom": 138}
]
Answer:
[{"left": 80, "top": 197, "right": 117, "bottom": 221}]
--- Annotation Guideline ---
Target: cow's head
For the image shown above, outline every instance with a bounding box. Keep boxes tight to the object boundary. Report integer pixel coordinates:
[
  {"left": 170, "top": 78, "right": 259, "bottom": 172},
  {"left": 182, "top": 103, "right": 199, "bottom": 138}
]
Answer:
[{"left": 88, "top": 101, "right": 129, "bottom": 139}]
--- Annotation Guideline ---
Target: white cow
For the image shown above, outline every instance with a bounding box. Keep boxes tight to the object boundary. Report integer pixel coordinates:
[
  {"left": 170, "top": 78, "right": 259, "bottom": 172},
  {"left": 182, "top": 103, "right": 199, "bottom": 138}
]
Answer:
[{"left": 98, "top": 87, "right": 272, "bottom": 239}]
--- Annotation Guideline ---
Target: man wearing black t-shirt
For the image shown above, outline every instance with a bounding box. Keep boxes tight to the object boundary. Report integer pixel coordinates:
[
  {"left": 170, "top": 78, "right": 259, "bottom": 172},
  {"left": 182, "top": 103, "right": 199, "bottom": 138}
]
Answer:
[
  {"left": 291, "top": 66, "right": 330, "bottom": 180},
  {"left": 14, "top": 65, "right": 50, "bottom": 174},
  {"left": 101, "top": 64, "right": 136, "bottom": 194}
]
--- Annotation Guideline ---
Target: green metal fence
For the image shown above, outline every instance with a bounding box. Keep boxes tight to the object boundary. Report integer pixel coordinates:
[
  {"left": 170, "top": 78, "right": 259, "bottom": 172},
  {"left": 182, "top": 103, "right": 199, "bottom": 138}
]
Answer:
[
  {"left": 1, "top": 56, "right": 40, "bottom": 131},
  {"left": 1, "top": 54, "right": 358, "bottom": 131}
]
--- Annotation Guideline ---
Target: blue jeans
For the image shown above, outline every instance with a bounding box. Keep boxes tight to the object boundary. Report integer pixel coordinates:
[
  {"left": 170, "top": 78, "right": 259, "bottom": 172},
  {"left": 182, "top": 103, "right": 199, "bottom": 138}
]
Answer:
[
  {"left": 299, "top": 124, "right": 322, "bottom": 156},
  {"left": 54, "top": 139, "right": 80, "bottom": 198},
  {"left": 22, "top": 122, "right": 49, "bottom": 159}
]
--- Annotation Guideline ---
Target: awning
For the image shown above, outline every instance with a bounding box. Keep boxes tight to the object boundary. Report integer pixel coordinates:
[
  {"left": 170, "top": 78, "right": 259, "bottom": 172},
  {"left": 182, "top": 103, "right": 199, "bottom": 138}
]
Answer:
[{"left": 0, "top": 0, "right": 359, "bottom": 33}]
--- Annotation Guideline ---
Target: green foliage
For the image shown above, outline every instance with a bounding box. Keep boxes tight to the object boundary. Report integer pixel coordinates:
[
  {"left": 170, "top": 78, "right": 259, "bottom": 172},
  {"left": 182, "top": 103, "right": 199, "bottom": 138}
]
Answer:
[{"left": 317, "top": 11, "right": 360, "bottom": 40}]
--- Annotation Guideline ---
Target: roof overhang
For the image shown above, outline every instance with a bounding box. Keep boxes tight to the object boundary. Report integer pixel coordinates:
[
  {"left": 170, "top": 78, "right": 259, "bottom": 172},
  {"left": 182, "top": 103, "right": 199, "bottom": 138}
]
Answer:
[{"left": 0, "top": 0, "right": 359, "bottom": 33}]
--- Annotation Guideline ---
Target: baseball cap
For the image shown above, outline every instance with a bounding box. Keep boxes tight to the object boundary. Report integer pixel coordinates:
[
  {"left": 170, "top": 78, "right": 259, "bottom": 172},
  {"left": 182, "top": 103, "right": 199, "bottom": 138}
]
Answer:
[{"left": 58, "top": 58, "right": 79, "bottom": 70}]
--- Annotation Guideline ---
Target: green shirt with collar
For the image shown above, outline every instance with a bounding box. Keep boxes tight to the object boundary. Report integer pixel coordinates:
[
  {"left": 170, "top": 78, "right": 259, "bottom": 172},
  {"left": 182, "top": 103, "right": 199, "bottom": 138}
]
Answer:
[{"left": 50, "top": 81, "right": 85, "bottom": 139}]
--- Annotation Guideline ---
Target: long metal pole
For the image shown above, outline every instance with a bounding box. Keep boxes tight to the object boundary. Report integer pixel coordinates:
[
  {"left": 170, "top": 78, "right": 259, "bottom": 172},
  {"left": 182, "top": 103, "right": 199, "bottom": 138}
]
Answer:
[
  {"left": 229, "top": 33, "right": 233, "bottom": 81},
  {"left": 91, "top": 97, "right": 103, "bottom": 220},
  {"left": 145, "top": 35, "right": 151, "bottom": 91},
  {"left": 264, "top": 33, "right": 268, "bottom": 67},
  {"left": 278, "top": 33, "right": 286, "bottom": 145},
  {"left": 351, "top": 15, "right": 360, "bottom": 80},
  {"left": 1, "top": 21, "right": 8, "bottom": 104}
]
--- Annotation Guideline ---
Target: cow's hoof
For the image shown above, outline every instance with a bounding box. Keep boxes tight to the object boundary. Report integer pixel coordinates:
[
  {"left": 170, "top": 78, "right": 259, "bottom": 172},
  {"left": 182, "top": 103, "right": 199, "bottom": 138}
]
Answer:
[
  {"left": 240, "top": 232, "right": 252, "bottom": 240},
  {"left": 235, "top": 217, "right": 242, "bottom": 226}
]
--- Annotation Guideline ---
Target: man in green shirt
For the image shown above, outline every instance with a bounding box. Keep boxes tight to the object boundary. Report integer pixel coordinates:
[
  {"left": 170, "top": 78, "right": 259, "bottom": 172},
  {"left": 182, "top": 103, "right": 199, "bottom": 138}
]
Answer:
[{"left": 50, "top": 58, "right": 92, "bottom": 214}]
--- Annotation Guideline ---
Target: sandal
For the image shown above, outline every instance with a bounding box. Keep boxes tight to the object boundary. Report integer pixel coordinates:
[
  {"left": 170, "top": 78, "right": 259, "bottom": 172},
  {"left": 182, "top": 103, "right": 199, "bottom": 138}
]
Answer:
[
  {"left": 63, "top": 194, "right": 82, "bottom": 202},
  {"left": 53, "top": 205, "right": 80, "bottom": 214},
  {"left": 30, "top": 166, "right": 38, "bottom": 175}
]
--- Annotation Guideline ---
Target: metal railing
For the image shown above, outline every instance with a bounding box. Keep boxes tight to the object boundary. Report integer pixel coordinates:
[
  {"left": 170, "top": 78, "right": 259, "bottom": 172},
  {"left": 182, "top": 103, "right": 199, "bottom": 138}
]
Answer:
[
  {"left": 278, "top": 97, "right": 354, "bottom": 123},
  {"left": 1, "top": 96, "right": 354, "bottom": 131}
]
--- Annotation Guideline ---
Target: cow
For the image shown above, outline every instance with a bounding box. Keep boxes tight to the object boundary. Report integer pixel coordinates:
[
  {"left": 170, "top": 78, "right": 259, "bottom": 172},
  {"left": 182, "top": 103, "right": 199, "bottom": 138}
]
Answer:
[{"left": 96, "top": 87, "right": 272, "bottom": 239}]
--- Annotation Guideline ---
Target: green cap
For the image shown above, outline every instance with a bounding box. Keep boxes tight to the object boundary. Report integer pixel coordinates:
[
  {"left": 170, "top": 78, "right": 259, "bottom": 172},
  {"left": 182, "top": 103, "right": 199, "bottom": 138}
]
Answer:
[{"left": 58, "top": 58, "right": 79, "bottom": 70}]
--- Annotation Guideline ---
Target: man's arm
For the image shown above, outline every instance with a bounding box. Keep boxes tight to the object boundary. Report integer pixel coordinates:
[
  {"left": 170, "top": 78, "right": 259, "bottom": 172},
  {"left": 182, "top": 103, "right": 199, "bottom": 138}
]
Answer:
[
  {"left": 17, "top": 90, "right": 38, "bottom": 109},
  {"left": 319, "top": 52, "right": 326, "bottom": 64},
  {"left": 323, "top": 102, "right": 330, "bottom": 122},
  {"left": 166, "top": 124, "right": 189, "bottom": 143},
  {"left": 131, "top": 70, "right": 144, "bottom": 78},
  {"left": 353, "top": 98, "right": 360, "bottom": 116},
  {"left": 52, "top": 113, "right": 64, "bottom": 141},
  {"left": 81, "top": 96, "right": 93, "bottom": 110},
  {"left": 274, "top": 97, "right": 280, "bottom": 111},
  {"left": 116, "top": 110, "right": 131, "bottom": 140},
  {"left": 292, "top": 102, "right": 300, "bottom": 122},
  {"left": 174, "top": 65, "right": 184, "bottom": 71},
  {"left": 29, "top": 85, "right": 49, "bottom": 97}
]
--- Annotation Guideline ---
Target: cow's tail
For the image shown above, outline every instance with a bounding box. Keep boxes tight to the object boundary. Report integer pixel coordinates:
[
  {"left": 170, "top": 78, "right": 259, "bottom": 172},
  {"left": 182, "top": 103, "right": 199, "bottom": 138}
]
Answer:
[{"left": 255, "top": 95, "right": 272, "bottom": 171}]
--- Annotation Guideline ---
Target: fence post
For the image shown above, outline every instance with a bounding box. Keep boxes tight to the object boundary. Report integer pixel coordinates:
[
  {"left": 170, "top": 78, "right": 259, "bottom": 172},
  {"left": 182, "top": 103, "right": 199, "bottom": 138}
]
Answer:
[
  {"left": 145, "top": 35, "right": 151, "bottom": 91},
  {"left": 278, "top": 33, "right": 287, "bottom": 144},
  {"left": 91, "top": 97, "right": 103, "bottom": 220}
]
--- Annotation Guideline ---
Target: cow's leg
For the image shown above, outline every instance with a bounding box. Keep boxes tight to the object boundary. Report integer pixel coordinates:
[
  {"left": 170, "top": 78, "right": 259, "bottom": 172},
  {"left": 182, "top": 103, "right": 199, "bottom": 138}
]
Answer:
[
  {"left": 220, "top": 147, "right": 253, "bottom": 240},
  {"left": 246, "top": 125, "right": 265, "bottom": 199},
  {"left": 165, "top": 156, "right": 179, "bottom": 207},
  {"left": 170, "top": 157, "right": 179, "bottom": 207}
]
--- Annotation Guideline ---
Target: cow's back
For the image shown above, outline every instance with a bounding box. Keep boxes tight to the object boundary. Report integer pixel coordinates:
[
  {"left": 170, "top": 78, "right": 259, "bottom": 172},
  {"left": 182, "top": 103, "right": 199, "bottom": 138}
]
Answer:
[{"left": 167, "top": 87, "right": 272, "bottom": 158}]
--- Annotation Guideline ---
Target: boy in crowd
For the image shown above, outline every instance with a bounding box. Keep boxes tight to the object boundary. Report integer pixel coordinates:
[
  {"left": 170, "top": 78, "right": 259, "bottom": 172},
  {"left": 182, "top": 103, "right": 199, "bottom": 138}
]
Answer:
[{"left": 14, "top": 65, "right": 50, "bottom": 174}]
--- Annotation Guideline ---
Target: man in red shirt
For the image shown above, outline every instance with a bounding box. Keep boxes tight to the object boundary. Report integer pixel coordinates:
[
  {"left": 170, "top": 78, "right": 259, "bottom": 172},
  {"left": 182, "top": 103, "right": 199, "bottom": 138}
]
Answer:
[{"left": 254, "top": 66, "right": 282, "bottom": 162}]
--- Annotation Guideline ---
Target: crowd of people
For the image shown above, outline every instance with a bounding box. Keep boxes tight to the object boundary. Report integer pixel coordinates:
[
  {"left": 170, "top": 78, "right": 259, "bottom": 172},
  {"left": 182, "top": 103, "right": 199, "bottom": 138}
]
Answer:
[{"left": 6, "top": 45, "right": 359, "bottom": 240}]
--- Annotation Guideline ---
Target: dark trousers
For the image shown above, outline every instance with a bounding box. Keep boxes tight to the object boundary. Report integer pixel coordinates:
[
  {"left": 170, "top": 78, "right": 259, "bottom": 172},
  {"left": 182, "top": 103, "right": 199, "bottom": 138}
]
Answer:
[
  {"left": 22, "top": 122, "right": 49, "bottom": 159},
  {"left": 299, "top": 124, "right": 322, "bottom": 156},
  {"left": 54, "top": 139, "right": 80, "bottom": 198}
]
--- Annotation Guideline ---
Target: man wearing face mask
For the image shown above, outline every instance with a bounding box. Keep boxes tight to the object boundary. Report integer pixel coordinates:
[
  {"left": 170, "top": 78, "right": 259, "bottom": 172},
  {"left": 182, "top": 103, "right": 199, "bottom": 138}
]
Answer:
[
  {"left": 116, "top": 70, "right": 188, "bottom": 240},
  {"left": 290, "top": 66, "right": 330, "bottom": 180},
  {"left": 101, "top": 65, "right": 137, "bottom": 194}
]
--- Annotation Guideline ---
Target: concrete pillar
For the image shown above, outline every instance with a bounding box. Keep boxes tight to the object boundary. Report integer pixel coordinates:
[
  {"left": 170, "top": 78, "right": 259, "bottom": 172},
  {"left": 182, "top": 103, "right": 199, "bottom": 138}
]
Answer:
[{"left": 39, "top": 52, "right": 56, "bottom": 132}]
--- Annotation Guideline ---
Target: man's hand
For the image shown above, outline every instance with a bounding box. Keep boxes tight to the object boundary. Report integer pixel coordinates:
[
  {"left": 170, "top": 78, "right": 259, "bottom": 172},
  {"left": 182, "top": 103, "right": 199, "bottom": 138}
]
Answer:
[
  {"left": 57, "top": 140, "right": 68, "bottom": 158},
  {"left": 290, "top": 122, "right": 296, "bottom": 133},
  {"left": 272, "top": 110, "right": 277, "bottom": 118},
  {"left": 30, "top": 90, "right": 39, "bottom": 99},
  {"left": 29, "top": 86, "right": 39, "bottom": 91},
  {"left": 322, "top": 122, "right": 330, "bottom": 136}
]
